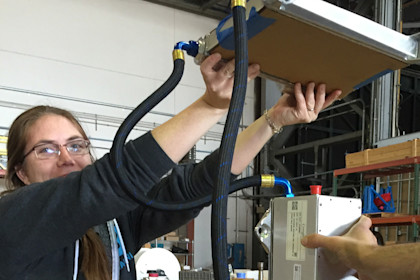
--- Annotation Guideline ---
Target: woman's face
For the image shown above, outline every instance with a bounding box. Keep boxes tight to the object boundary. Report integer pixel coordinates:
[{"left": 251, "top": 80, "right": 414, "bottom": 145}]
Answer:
[{"left": 16, "top": 114, "right": 92, "bottom": 185}]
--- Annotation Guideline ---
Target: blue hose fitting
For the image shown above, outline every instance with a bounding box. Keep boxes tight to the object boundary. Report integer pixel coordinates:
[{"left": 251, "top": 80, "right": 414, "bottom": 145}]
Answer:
[
  {"left": 260, "top": 175, "right": 294, "bottom": 197},
  {"left": 174, "top": 40, "right": 199, "bottom": 57},
  {"left": 274, "top": 176, "right": 294, "bottom": 197}
]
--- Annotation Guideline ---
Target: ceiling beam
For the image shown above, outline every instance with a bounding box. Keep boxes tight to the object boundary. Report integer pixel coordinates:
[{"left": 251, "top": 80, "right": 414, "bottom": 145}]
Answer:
[
  {"left": 144, "top": 0, "right": 228, "bottom": 19},
  {"left": 273, "top": 130, "right": 363, "bottom": 157}
]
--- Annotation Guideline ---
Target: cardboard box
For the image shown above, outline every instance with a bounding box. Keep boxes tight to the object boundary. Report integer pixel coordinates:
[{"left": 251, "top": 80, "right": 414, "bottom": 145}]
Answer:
[
  {"left": 165, "top": 236, "right": 180, "bottom": 241},
  {"left": 210, "top": 6, "right": 409, "bottom": 99},
  {"left": 345, "top": 139, "right": 420, "bottom": 168}
]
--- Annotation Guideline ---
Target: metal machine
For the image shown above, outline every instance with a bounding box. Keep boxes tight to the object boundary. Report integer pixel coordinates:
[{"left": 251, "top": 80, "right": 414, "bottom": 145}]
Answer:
[{"left": 255, "top": 194, "right": 362, "bottom": 280}]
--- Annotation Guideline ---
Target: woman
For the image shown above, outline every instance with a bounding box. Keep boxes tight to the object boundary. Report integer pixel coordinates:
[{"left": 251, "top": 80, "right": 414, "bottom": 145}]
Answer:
[{"left": 0, "top": 53, "right": 341, "bottom": 280}]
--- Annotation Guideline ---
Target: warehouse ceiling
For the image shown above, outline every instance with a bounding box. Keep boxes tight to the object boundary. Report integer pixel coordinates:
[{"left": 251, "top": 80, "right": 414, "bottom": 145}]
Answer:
[
  {"left": 144, "top": 0, "right": 231, "bottom": 20},
  {"left": 144, "top": 0, "right": 420, "bottom": 34}
]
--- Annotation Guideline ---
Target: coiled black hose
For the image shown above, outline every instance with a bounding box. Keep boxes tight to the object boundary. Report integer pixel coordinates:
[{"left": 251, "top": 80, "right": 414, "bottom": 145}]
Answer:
[{"left": 211, "top": 3, "right": 248, "bottom": 280}]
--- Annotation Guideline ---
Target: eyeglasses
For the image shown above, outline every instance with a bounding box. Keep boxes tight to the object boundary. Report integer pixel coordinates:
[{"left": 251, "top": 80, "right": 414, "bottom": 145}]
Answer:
[{"left": 23, "top": 139, "right": 91, "bottom": 160}]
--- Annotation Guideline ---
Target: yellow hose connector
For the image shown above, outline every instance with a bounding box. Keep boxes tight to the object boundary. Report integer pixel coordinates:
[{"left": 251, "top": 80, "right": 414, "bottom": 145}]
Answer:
[
  {"left": 261, "top": 174, "right": 275, "bottom": 188},
  {"left": 172, "top": 49, "right": 185, "bottom": 61},
  {"left": 232, "top": 0, "right": 246, "bottom": 8}
]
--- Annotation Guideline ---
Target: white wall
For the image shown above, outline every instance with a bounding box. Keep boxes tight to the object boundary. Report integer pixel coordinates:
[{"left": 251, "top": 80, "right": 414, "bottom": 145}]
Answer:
[{"left": 0, "top": 0, "right": 256, "bottom": 269}]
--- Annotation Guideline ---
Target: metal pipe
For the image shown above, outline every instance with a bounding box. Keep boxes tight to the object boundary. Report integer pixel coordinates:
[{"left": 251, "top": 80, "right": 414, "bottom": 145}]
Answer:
[
  {"left": 0, "top": 100, "right": 223, "bottom": 141},
  {"left": 393, "top": 0, "right": 403, "bottom": 138},
  {"left": 0, "top": 85, "right": 247, "bottom": 129},
  {"left": 235, "top": 192, "right": 239, "bottom": 244},
  {"left": 361, "top": 99, "right": 366, "bottom": 151},
  {"left": 0, "top": 85, "right": 174, "bottom": 117},
  {"left": 408, "top": 172, "right": 411, "bottom": 213},
  {"left": 315, "top": 109, "right": 357, "bottom": 121},
  {"left": 397, "top": 173, "right": 402, "bottom": 242},
  {"left": 315, "top": 98, "right": 366, "bottom": 151},
  {"left": 320, "top": 98, "right": 364, "bottom": 112},
  {"left": 407, "top": 172, "right": 412, "bottom": 241},
  {"left": 370, "top": 87, "right": 377, "bottom": 147},
  {"left": 245, "top": 207, "right": 249, "bottom": 267}
]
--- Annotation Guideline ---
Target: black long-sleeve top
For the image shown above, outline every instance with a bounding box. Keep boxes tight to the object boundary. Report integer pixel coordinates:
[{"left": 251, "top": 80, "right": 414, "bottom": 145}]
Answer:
[{"left": 0, "top": 132, "right": 220, "bottom": 279}]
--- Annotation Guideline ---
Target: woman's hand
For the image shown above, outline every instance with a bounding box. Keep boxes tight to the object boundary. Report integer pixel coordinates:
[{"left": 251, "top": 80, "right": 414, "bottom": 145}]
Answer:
[
  {"left": 200, "top": 53, "right": 260, "bottom": 110},
  {"left": 268, "top": 82, "right": 342, "bottom": 129},
  {"left": 152, "top": 53, "right": 258, "bottom": 163}
]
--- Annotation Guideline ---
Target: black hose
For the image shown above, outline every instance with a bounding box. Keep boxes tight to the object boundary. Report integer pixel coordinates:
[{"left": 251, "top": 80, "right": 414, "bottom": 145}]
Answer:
[
  {"left": 211, "top": 4, "right": 248, "bottom": 280},
  {"left": 110, "top": 51, "right": 260, "bottom": 211},
  {"left": 108, "top": 7, "right": 253, "bottom": 280},
  {"left": 110, "top": 56, "right": 188, "bottom": 209},
  {"left": 170, "top": 176, "right": 263, "bottom": 208}
]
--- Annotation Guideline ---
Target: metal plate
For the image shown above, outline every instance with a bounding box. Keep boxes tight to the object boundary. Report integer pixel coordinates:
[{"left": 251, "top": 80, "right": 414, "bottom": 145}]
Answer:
[{"left": 270, "top": 195, "right": 361, "bottom": 280}]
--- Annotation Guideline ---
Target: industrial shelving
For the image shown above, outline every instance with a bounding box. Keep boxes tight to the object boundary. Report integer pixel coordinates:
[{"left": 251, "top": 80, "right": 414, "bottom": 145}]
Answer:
[
  {"left": 150, "top": 239, "right": 194, "bottom": 268},
  {"left": 369, "top": 214, "right": 420, "bottom": 227},
  {"left": 332, "top": 156, "right": 420, "bottom": 241}
]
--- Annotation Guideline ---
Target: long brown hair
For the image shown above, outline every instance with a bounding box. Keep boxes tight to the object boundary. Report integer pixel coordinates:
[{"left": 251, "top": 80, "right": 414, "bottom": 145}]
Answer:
[{"left": 5, "top": 106, "right": 111, "bottom": 280}]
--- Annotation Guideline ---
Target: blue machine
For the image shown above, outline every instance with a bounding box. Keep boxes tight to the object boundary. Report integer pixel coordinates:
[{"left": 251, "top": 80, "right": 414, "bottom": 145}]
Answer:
[
  {"left": 227, "top": 243, "right": 245, "bottom": 269},
  {"left": 362, "top": 185, "right": 395, "bottom": 214}
]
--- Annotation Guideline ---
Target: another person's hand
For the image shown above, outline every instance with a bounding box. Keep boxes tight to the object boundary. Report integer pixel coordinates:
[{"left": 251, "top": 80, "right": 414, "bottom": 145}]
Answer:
[
  {"left": 267, "top": 82, "right": 341, "bottom": 128},
  {"left": 301, "top": 215, "right": 378, "bottom": 280},
  {"left": 200, "top": 53, "right": 260, "bottom": 110}
]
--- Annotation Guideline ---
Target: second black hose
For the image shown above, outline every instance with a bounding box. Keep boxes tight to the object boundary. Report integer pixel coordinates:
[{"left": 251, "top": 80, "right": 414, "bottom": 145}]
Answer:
[{"left": 211, "top": 3, "right": 248, "bottom": 280}]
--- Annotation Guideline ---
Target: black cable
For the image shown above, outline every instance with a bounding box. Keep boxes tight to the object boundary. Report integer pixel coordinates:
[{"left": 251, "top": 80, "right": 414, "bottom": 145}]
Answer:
[{"left": 211, "top": 4, "right": 248, "bottom": 280}]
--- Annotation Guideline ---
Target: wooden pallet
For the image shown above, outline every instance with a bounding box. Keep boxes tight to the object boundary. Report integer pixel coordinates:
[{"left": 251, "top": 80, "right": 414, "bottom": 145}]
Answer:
[
  {"left": 346, "top": 139, "right": 420, "bottom": 168},
  {"left": 365, "top": 212, "right": 408, "bottom": 218}
]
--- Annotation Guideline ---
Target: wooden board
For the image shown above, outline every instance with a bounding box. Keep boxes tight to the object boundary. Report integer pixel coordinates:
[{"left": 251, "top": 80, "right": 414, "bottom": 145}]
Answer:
[{"left": 345, "top": 139, "right": 420, "bottom": 168}]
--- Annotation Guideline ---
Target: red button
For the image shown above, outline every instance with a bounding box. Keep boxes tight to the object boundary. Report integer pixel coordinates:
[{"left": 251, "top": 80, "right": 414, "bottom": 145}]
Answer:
[{"left": 310, "top": 185, "right": 322, "bottom": 195}]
